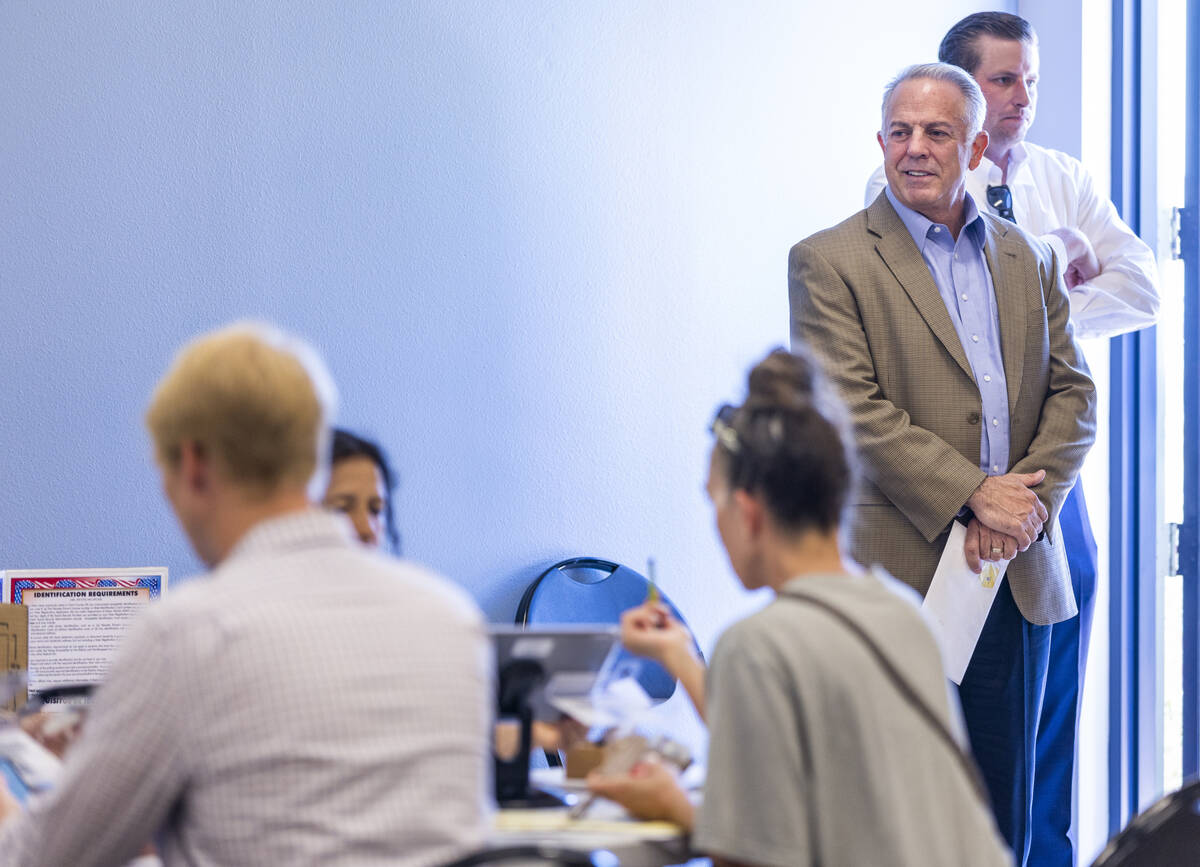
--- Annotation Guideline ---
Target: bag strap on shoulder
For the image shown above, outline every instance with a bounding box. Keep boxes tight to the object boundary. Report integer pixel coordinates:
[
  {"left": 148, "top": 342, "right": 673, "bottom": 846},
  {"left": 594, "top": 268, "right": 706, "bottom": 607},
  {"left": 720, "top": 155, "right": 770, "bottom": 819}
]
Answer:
[{"left": 778, "top": 584, "right": 990, "bottom": 807}]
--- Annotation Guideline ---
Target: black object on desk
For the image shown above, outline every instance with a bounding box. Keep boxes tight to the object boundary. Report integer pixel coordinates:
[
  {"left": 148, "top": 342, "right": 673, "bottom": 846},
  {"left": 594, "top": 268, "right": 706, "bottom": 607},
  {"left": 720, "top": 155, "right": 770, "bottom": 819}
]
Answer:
[
  {"left": 494, "top": 657, "right": 560, "bottom": 808},
  {"left": 19, "top": 683, "right": 94, "bottom": 713},
  {"left": 490, "top": 625, "right": 620, "bottom": 808}
]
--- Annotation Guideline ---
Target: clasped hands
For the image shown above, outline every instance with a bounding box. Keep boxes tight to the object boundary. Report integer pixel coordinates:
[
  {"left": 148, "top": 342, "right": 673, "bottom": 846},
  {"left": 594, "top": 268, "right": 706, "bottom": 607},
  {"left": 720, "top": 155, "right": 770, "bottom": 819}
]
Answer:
[{"left": 963, "top": 470, "right": 1049, "bottom": 573}]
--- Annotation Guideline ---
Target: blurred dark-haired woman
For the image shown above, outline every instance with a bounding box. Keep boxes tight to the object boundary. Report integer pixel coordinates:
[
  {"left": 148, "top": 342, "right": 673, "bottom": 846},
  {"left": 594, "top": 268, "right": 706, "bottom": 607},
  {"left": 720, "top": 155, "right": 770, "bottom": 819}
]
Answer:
[{"left": 322, "top": 429, "right": 400, "bottom": 552}]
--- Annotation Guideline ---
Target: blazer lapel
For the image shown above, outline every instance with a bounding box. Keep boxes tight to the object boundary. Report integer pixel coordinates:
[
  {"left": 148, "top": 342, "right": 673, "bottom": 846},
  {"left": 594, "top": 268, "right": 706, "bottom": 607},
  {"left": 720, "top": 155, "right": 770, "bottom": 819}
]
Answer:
[
  {"left": 868, "top": 197, "right": 975, "bottom": 384},
  {"left": 981, "top": 217, "right": 1026, "bottom": 414}
]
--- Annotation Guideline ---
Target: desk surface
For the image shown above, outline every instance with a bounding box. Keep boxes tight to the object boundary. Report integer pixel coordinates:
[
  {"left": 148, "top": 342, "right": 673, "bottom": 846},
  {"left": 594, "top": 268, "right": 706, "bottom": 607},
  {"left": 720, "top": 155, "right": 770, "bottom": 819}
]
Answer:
[
  {"left": 493, "top": 769, "right": 693, "bottom": 866},
  {"left": 493, "top": 810, "right": 690, "bottom": 867}
]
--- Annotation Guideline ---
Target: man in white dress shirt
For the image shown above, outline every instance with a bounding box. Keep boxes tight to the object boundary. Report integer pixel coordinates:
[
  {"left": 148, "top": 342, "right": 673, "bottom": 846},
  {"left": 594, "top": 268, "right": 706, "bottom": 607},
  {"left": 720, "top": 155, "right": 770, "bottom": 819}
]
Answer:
[
  {"left": 865, "top": 15, "right": 1159, "bottom": 336},
  {"left": 865, "top": 12, "right": 1159, "bottom": 867},
  {"left": 0, "top": 323, "right": 493, "bottom": 867}
]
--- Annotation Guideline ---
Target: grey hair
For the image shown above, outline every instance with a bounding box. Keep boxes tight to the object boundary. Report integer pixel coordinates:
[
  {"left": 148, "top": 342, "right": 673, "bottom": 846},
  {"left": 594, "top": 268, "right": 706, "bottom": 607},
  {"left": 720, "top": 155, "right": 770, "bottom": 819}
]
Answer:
[{"left": 881, "top": 62, "right": 986, "bottom": 138}]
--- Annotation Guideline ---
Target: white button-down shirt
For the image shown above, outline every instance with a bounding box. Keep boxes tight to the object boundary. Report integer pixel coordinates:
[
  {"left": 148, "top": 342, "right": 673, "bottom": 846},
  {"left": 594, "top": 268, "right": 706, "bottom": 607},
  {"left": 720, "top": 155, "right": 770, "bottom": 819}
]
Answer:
[
  {"left": 867, "top": 140, "right": 1160, "bottom": 339},
  {"left": 0, "top": 510, "right": 493, "bottom": 867}
]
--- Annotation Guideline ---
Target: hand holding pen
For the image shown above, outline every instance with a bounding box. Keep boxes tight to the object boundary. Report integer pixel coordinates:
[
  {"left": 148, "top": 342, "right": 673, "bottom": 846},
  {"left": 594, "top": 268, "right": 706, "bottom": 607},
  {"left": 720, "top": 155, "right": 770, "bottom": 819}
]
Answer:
[
  {"left": 618, "top": 602, "right": 694, "bottom": 670},
  {"left": 614, "top": 558, "right": 695, "bottom": 667},
  {"left": 613, "top": 559, "right": 708, "bottom": 721}
]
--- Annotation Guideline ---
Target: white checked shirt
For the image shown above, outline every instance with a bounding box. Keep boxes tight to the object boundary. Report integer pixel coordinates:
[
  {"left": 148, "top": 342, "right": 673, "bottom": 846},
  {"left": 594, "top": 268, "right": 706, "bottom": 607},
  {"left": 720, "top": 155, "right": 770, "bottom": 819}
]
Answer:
[
  {"left": 866, "top": 140, "right": 1160, "bottom": 340},
  {"left": 0, "top": 510, "right": 493, "bottom": 867}
]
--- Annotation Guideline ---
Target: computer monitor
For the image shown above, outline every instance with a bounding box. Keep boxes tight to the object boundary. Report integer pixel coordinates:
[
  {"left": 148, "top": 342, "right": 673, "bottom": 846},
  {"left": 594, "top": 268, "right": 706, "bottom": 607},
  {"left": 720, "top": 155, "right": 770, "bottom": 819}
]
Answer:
[{"left": 489, "top": 624, "right": 621, "bottom": 808}]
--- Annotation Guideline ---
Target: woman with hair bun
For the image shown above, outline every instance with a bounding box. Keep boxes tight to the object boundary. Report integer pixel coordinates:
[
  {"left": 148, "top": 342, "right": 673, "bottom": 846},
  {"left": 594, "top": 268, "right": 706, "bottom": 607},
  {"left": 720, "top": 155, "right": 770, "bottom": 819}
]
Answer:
[{"left": 588, "top": 347, "right": 1010, "bottom": 867}]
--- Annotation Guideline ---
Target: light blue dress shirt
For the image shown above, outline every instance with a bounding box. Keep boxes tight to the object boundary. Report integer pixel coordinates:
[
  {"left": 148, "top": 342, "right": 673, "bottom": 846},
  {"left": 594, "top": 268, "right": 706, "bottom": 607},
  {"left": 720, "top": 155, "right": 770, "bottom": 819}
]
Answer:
[{"left": 885, "top": 187, "right": 1010, "bottom": 475}]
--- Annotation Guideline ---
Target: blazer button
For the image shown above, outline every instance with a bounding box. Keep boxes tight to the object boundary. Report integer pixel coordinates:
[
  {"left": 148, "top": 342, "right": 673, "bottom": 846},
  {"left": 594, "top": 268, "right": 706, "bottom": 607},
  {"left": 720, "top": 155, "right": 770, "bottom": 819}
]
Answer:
[{"left": 967, "top": 411, "right": 981, "bottom": 425}]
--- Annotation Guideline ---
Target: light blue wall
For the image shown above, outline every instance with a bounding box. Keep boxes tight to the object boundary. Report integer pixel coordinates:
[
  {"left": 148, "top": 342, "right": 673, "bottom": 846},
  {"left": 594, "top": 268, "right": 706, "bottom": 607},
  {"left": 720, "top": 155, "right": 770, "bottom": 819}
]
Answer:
[
  {"left": 2, "top": 1, "right": 1004, "bottom": 666},
  {"left": 1020, "top": 0, "right": 1085, "bottom": 158}
]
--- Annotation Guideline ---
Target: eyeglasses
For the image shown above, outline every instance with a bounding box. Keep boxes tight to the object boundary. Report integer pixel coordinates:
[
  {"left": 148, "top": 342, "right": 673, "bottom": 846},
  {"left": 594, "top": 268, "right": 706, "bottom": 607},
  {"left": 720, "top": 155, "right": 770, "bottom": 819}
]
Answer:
[
  {"left": 710, "top": 404, "right": 740, "bottom": 453},
  {"left": 986, "top": 184, "right": 1016, "bottom": 224}
]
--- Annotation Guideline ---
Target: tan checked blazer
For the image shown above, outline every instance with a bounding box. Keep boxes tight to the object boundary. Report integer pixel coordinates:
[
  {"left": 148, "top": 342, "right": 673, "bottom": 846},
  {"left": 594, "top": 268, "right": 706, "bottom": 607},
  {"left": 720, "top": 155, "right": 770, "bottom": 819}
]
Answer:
[{"left": 789, "top": 193, "right": 1096, "bottom": 625}]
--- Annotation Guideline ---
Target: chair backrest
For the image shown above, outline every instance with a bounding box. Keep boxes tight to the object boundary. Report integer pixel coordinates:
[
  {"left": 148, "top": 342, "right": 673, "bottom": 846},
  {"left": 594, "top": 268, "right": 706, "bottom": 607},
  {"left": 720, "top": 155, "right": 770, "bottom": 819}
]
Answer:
[
  {"left": 515, "top": 557, "right": 701, "bottom": 702},
  {"left": 440, "top": 844, "right": 618, "bottom": 866},
  {"left": 1091, "top": 777, "right": 1200, "bottom": 866}
]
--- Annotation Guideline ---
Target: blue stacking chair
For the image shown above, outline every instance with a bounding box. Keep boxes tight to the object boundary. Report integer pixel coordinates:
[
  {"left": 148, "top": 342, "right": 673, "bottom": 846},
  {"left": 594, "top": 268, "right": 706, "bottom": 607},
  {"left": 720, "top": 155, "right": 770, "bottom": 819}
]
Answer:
[{"left": 515, "top": 557, "right": 702, "bottom": 702}]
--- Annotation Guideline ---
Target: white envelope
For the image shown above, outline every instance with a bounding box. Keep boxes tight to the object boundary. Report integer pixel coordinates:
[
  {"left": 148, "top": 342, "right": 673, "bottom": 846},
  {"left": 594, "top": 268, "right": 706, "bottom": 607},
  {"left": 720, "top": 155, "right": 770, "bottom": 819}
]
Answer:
[{"left": 921, "top": 520, "right": 1008, "bottom": 684}]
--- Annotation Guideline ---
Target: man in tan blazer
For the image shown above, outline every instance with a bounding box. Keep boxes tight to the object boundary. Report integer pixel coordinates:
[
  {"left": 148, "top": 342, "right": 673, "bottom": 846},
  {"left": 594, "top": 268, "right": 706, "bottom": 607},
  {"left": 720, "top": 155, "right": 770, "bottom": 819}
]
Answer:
[{"left": 789, "top": 62, "right": 1094, "bottom": 866}]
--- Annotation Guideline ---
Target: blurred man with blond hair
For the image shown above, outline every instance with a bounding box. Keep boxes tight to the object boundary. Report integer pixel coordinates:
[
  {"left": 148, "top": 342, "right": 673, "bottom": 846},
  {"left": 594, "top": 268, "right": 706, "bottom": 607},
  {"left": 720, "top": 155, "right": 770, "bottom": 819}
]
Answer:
[{"left": 0, "top": 322, "right": 493, "bottom": 867}]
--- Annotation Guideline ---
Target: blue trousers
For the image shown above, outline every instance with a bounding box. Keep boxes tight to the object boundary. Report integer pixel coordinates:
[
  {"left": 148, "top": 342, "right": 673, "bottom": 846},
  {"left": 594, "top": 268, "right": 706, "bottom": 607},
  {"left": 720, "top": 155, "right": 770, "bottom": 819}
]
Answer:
[
  {"left": 1031, "top": 482, "right": 1097, "bottom": 866},
  {"left": 958, "top": 578, "right": 1052, "bottom": 866}
]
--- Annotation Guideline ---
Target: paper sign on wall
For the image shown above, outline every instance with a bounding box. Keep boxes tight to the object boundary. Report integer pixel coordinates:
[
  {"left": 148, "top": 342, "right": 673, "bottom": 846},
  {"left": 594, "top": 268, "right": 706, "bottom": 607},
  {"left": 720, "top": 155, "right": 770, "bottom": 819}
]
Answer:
[{"left": 0, "top": 568, "right": 168, "bottom": 701}]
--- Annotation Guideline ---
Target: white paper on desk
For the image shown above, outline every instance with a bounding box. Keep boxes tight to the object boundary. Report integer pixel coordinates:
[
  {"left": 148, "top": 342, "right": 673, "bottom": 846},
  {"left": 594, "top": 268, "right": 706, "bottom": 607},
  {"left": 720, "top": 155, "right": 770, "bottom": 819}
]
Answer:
[
  {"left": 921, "top": 521, "right": 1008, "bottom": 685},
  {"left": 547, "top": 676, "right": 652, "bottom": 730}
]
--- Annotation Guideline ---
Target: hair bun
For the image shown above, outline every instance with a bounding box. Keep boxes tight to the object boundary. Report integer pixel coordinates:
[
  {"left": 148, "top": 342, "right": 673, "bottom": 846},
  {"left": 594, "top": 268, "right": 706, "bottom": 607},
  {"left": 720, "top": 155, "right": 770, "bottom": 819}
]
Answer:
[
  {"left": 713, "top": 345, "right": 856, "bottom": 534},
  {"left": 744, "top": 347, "right": 818, "bottom": 412}
]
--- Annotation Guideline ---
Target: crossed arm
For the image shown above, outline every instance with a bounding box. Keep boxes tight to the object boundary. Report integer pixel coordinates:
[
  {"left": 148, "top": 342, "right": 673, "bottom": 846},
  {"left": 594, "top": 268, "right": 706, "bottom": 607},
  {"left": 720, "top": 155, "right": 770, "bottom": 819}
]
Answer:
[{"left": 1047, "top": 163, "right": 1159, "bottom": 339}]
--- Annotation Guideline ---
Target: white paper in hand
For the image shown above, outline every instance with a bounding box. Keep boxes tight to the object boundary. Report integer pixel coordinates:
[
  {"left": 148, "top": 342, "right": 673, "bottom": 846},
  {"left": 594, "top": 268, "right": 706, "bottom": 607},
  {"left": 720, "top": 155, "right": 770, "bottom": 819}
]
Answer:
[
  {"left": 547, "top": 676, "right": 653, "bottom": 730},
  {"left": 0, "top": 724, "right": 63, "bottom": 799},
  {"left": 921, "top": 520, "right": 1008, "bottom": 684}
]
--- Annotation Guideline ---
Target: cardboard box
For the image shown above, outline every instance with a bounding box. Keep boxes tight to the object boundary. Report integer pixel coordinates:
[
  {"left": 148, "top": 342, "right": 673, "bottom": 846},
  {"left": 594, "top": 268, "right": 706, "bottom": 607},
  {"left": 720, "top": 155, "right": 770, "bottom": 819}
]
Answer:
[{"left": 0, "top": 603, "right": 29, "bottom": 712}]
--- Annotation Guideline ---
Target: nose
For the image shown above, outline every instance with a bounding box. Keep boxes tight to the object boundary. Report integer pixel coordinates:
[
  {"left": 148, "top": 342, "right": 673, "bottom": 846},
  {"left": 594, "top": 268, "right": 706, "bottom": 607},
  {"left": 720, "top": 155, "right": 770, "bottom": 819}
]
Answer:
[
  {"left": 1013, "top": 79, "right": 1030, "bottom": 106},
  {"left": 351, "top": 508, "right": 378, "bottom": 546},
  {"left": 906, "top": 130, "right": 930, "bottom": 157}
]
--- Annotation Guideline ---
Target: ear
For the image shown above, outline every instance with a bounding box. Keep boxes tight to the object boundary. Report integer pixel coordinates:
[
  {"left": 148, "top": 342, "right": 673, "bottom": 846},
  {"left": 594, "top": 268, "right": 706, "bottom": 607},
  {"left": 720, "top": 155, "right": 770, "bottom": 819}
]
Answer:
[
  {"left": 968, "top": 129, "right": 989, "bottom": 170},
  {"left": 877, "top": 130, "right": 886, "bottom": 155},
  {"left": 732, "top": 488, "right": 765, "bottom": 539},
  {"left": 176, "top": 440, "right": 212, "bottom": 494}
]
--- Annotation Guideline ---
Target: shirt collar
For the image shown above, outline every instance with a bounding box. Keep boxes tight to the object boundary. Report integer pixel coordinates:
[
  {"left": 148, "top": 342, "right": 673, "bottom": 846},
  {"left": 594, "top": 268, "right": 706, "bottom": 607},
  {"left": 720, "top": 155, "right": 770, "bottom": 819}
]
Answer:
[
  {"left": 223, "top": 508, "right": 355, "bottom": 565},
  {"left": 885, "top": 186, "right": 987, "bottom": 251},
  {"left": 975, "top": 140, "right": 1030, "bottom": 186}
]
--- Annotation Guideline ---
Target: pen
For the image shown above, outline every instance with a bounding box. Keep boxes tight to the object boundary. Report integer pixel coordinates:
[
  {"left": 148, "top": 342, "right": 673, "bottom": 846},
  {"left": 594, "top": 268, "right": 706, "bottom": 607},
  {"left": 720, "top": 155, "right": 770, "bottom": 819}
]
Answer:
[{"left": 646, "top": 557, "right": 659, "bottom": 603}]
